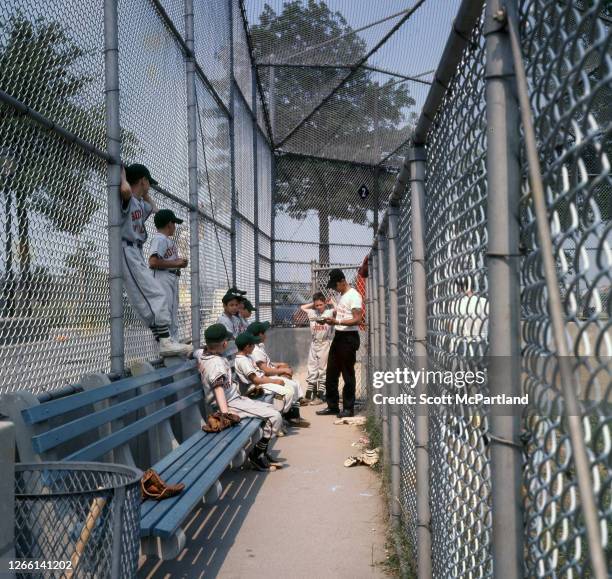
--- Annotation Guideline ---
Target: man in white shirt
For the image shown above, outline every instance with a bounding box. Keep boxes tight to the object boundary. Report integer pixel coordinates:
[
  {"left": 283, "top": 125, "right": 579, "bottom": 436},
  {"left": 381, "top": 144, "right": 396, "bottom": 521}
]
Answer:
[{"left": 316, "top": 269, "right": 363, "bottom": 418}]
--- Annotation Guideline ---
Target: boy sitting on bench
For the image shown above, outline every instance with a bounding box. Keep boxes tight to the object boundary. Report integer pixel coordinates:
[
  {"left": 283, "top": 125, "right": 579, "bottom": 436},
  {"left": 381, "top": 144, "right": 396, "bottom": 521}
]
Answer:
[
  {"left": 195, "top": 324, "right": 283, "bottom": 471},
  {"left": 234, "top": 332, "right": 310, "bottom": 429}
]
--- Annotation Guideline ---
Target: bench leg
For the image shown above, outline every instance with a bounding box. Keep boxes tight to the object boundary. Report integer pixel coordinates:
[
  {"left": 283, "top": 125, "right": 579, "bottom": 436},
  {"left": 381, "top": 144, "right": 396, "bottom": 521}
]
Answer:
[
  {"left": 203, "top": 480, "right": 222, "bottom": 504},
  {"left": 141, "top": 530, "right": 186, "bottom": 561},
  {"left": 230, "top": 449, "right": 246, "bottom": 469}
]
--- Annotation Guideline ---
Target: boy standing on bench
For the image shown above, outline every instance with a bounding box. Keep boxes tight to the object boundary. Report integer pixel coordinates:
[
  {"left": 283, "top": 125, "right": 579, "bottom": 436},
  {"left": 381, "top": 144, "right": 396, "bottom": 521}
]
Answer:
[
  {"left": 234, "top": 332, "right": 307, "bottom": 428},
  {"left": 195, "top": 323, "right": 284, "bottom": 471}
]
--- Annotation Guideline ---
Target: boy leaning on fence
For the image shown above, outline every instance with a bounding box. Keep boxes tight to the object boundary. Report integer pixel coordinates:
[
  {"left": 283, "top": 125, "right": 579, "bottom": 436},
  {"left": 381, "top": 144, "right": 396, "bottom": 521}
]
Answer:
[
  {"left": 119, "top": 164, "right": 191, "bottom": 357},
  {"left": 148, "top": 209, "right": 188, "bottom": 341},
  {"left": 194, "top": 324, "right": 284, "bottom": 472}
]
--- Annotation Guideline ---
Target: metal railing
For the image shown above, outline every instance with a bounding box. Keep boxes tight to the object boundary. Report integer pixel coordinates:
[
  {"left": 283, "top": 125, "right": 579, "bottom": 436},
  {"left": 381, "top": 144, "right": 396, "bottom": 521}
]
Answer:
[
  {"left": 368, "top": 0, "right": 611, "bottom": 577},
  {"left": 0, "top": 0, "right": 273, "bottom": 394}
]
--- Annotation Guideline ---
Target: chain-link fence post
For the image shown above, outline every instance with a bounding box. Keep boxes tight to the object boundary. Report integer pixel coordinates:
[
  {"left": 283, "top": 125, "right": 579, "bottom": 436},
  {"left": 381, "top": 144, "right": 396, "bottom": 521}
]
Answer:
[
  {"left": 386, "top": 201, "right": 401, "bottom": 528},
  {"left": 184, "top": 0, "right": 201, "bottom": 348},
  {"left": 270, "top": 152, "right": 277, "bottom": 322},
  {"left": 484, "top": 1, "right": 524, "bottom": 575},
  {"left": 370, "top": 248, "right": 380, "bottom": 420},
  {"left": 104, "top": 0, "right": 124, "bottom": 375},
  {"left": 228, "top": 0, "right": 237, "bottom": 286},
  {"left": 408, "top": 146, "right": 432, "bottom": 578},
  {"left": 376, "top": 233, "right": 389, "bottom": 466},
  {"left": 252, "top": 67, "right": 260, "bottom": 313}
]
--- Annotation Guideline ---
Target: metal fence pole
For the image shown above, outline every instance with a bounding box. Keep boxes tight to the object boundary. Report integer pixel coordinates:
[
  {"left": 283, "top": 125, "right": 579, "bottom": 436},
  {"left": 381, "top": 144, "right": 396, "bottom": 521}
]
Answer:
[
  {"left": 386, "top": 201, "right": 401, "bottom": 528},
  {"left": 185, "top": 0, "right": 201, "bottom": 348},
  {"left": 376, "top": 234, "right": 389, "bottom": 466},
  {"left": 484, "top": 1, "right": 524, "bottom": 576},
  {"left": 104, "top": 0, "right": 124, "bottom": 375},
  {"left": 270, "top": 152, "right": 277, "bottom": 323},
  {"left": 228, "top": 0, "right": 237, "bottom": 286},
  {"left": 252, "top": 68, "right": 260, "bottom": 314},
  {"left": 408, "top": 146, "right": 432, "bottom": 578},
  {"left": 370, "top": 249, "right": 380, "bottom": 418}
]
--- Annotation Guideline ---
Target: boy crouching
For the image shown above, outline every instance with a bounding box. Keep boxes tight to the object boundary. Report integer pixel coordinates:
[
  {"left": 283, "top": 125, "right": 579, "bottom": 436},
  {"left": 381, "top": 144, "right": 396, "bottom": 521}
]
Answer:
[{"left": 195, "top": 323, "right": 283, "bottom": 471}]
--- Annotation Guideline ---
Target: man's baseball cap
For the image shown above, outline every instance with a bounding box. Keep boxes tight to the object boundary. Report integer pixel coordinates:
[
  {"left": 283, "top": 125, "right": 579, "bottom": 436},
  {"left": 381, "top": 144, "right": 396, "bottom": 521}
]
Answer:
[
  {"left": 327, "top": 268, "right": 346, "bottom": 289},
  {"left": 125, "top": 163, "right": 158, "bottom": 185},
  {"left": 243, "top": 299, "right": 256, "bottom": 312},
  {"left": 235, "top": 332, "right": 262, "bottom": 350},
  {"left": 222, "top": 288, "right": 244, "bottom": 305},
  {"left": 247, "top": 321, "right": 270, "bottom": 335},
  {"left": 154, "top": 209, "right": 183, "bottom": 229},
  {"left": 204, "top": 323, "right": 233, "bottom": 344}
]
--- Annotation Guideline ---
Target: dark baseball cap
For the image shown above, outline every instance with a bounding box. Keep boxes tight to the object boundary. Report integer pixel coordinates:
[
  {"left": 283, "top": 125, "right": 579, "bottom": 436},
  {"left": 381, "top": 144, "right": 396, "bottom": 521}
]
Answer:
[
  {"left": 204, "top": 323, "right": 233, "bottom": 344},
  {"left": 243, "top": 299, "right": 256, "bottom": 312},
  {"left": 235, "top": 332, "right": 262, "bottom": 350},
  {"left": 229, "top": 286, "right": 247, "bottom": 296},
  {"left": 327, "top": 268, "right": 346, "bottom": 289},
  {"left": 247, "top": 321, "right": 270, "bottom": 335},
  {"left": 154, "top": 209, "right": 183, "bottom": 229},
  {"left": 222, "top": 288, "right": 244, "bottom": 305},
  {"left": 125, "top": 163, "right": 158, "bottom": 185}
]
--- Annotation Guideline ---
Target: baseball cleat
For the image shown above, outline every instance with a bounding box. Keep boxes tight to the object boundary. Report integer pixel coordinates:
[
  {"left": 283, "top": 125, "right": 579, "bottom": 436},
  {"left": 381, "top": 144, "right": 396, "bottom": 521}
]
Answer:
[
  {"left": 287, "top": 417, "right": 310, "bottom": 428},
  {"left": 159, "top": 337, "right": 192, "bottom": 357}
]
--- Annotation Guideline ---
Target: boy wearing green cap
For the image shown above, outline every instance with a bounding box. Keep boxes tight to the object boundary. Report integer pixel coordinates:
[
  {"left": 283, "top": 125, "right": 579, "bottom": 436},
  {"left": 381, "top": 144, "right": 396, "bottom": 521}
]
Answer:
[
  {"left": 194, "top": 324, "right": 283, "bottom": 471},
  {"left": 234, "top": 332, "right": 302, "bottom": 425},
  {"left": 237, "top": 298, "right": 255, "bottom": 334},
  {"left": 149, "top": 209, "right": 188, "bottom": 340},
  {"left": 216, "top": 288, "right": 246, "bottom": 364}
]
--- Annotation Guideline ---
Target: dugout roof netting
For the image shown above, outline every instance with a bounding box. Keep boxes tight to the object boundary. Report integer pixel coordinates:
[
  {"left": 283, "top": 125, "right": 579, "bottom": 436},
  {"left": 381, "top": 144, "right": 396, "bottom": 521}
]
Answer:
[{"left": 242, "top": 0, "right": 462, "bottom": 168}]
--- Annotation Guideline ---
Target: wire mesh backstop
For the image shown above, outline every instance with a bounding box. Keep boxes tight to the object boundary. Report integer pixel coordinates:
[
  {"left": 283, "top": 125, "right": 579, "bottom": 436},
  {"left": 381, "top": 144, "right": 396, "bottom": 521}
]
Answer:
[{"left": 369, "top": 0, "right": 611, "bottom": 577}]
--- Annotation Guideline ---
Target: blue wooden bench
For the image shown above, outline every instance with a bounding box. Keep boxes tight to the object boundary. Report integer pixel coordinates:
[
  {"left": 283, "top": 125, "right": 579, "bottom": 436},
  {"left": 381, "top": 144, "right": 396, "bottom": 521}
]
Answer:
[{"left": 0, "top": 358, "right": 268, "bottom": 559}]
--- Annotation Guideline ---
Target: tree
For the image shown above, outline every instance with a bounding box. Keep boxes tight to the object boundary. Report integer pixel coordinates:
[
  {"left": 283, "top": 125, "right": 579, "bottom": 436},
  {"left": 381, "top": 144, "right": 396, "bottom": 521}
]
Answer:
[
  {"left": 249, "top": 1, "right": 414, "bottom": 264},
  {"left": 0, "top": 13, "right": 105, "bottom": 317}
]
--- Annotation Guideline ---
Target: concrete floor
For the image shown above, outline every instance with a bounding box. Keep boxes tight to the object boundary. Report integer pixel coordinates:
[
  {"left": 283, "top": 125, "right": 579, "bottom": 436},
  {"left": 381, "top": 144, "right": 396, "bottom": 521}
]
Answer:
[{"left": 138, "top": 403, "right": 389, "bottom": 579}]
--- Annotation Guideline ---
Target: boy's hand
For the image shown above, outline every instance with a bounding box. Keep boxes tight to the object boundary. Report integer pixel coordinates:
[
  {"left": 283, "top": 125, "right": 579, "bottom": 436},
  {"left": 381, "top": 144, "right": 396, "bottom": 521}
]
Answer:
[
  {"left": 273, "top": 378, "right": 284, "bottom": 386},
  {"left": 120, "top": 165, "right": 131, "bottom": 198},
  {"left": 178, "top": 257, "right": 188, "bottom": 268}
]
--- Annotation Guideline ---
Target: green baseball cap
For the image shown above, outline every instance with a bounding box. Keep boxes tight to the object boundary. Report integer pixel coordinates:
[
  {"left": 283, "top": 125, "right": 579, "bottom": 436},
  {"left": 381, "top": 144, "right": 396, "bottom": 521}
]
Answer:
[
  {"left": 243, "top": 299, "right": 256, "bottom": 312},
  {"left": 204, "top": 323, "right": 233, "bottom": 344},
  {"left": 247, "top": 321, "right": 270, "bottom": 335},
  {"left": 154, "top": 209, "right": 183, "bottom": 229},
  {"left": 222, "top": 288, "right": 244, "bottom": 305},
  {"left": 235, "top": 332, "right": 262, "bottom": 350},
  {"left": 125, "top": 163, "right": 158, "bottom": 185}
]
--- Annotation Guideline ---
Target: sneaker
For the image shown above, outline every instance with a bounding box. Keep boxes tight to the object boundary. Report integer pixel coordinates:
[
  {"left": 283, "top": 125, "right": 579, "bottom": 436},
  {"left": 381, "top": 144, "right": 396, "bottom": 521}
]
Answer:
[
  {"left": 249, "top": 451, "right": 271, "bottom": 471},
  {"left": 299, "top": 397, "right": 309, "bottom": 407},
  {"left": 310, "top": 396, "right": 325, "bottom": 406},
  {"left": 264, "top": 453, "right": 285, "bottom": 467},
  {"left": 159, "top": 337, "right": 192, "bottom": 357},
  {"left": 337, "top": 409, "right": 354, "bottom": 418}
]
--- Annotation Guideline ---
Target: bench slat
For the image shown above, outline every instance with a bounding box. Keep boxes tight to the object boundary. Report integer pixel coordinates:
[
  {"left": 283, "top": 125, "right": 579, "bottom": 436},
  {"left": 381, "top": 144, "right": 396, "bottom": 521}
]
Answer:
[
  {"left": 141, "top": 420, "right": 258, "bottom": 537},
  {"left": 31, "top": 374, "right": 201, "bottom": 454},
  {"left": 63, "top": 390, "right": 203, "bottom": 462},
  {"left": 22, "top": 361, "right": 197, "bottom": 425},
  {"left": 140, "top": 427, "right": 238, "bottom": 519}
]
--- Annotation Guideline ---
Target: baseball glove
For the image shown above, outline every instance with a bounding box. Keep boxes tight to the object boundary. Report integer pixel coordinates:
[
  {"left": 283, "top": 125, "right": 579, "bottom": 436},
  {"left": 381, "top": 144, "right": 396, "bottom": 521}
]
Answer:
[
  {"left": 202, "top": 411, "right": 241, "bottom": 432},
  {"left": 247, "top": 385, "right": 265, "bottom": 398},
  {"left": 141, "top": 468, "right": 185, "bottom": 501}
]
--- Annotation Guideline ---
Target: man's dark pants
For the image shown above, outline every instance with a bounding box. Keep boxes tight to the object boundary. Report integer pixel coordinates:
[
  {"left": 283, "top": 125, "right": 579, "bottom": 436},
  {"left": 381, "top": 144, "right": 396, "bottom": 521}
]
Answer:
[{"left": 325, "top": 330, "right": 360, "bottom": 411}]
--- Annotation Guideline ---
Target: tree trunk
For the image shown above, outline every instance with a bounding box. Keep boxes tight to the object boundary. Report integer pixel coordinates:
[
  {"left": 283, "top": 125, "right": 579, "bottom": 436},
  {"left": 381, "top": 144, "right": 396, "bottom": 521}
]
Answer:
[{"left": 318, "top": 206, "right": 330, "bottom": 266}]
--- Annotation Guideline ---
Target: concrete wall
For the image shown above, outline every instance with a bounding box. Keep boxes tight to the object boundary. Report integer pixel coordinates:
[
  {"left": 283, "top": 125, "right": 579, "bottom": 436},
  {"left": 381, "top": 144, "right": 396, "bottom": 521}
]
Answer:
[{"left": 266, "top": 328, "right": 311, "bottom": 370}]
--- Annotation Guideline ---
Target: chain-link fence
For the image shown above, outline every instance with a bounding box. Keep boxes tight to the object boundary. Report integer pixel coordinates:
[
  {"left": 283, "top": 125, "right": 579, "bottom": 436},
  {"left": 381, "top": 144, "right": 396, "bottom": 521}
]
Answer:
[
  {"left": 0, "top": 0, "right": 273, "bottom": 394},
  {"left": 369, "top": 0, "right": 611, "bottom": 577}
]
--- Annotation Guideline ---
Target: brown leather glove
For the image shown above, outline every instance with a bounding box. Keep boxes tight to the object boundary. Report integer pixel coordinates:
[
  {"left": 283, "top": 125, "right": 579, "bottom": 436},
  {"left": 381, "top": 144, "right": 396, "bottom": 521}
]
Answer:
[
  {"left": 203, "top": 411, "right": 241, "bottom": 432},
  {"left": 247, "top": 385, "right": 265, "bottom": 398},
  {"left": 141, "top": 468, "right": 185, "bottom": 501}
]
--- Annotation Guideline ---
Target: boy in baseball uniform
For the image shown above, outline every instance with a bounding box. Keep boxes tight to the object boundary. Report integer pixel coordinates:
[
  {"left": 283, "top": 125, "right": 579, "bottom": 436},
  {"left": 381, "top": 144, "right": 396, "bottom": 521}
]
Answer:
[
  {"left": 248, "top": 321, "right": 309, "bottom": 411},
  {"left": 216, "top": 288, "right": 246, "bottom": 364},
  {"left": 195, "top": 324, "right": 283, "bottom": 471},
  {"left": 148, "top": 209, "right": 188, "bottom": 340},
  {"left": 237, "top": 298, "right": 255, "bottom": 333},
  {"left": 300, "top": 292, "right": 335, "bottom": 404},
  {"left": 234, "top": 332, "right": 295, "bottom": 418},
  {"left": 119, "top": 164, "right": 190, "bottom": 357}
]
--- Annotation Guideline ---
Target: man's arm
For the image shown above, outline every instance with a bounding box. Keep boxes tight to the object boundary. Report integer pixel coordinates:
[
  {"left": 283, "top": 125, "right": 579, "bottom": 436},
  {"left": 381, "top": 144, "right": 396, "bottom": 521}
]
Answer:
[{"left": 326, "top": 308, "right": 363, "bottom": 326}]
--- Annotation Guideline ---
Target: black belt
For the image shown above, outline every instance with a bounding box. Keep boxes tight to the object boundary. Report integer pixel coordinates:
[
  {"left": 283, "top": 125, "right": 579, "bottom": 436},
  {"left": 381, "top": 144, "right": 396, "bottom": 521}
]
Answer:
[
  {"left": 151, "top": 268, "right": 181, "bottom": 277},
  {"left": 123, "top": 239, "right": 143, "bottom": 248}
]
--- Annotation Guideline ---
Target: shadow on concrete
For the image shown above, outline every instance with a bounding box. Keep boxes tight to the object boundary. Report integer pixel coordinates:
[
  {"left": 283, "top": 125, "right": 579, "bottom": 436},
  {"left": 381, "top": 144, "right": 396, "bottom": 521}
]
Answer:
[{"left": 137, "top": 448, "right": 290, "bottom": 579}]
